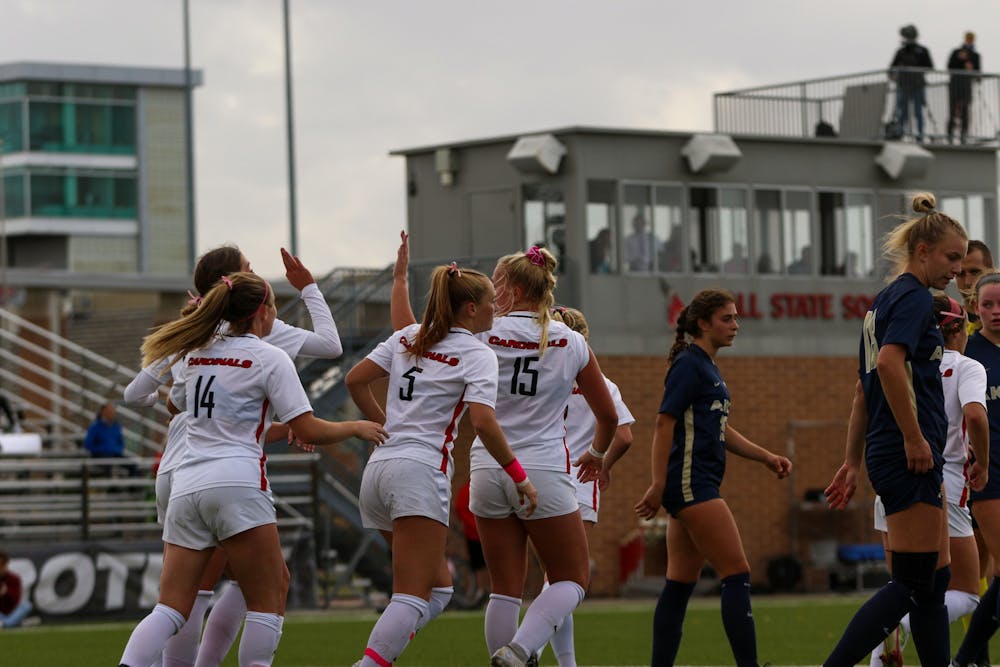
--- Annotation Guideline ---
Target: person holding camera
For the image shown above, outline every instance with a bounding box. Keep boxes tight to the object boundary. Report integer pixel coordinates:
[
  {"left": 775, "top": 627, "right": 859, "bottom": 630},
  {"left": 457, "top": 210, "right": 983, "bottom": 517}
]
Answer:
[
  {"left": 889, "top": 24, "right": 933, "bottom": 143},
  {"left": 948, "top": 32, "right": 981, "bottom": 144}
]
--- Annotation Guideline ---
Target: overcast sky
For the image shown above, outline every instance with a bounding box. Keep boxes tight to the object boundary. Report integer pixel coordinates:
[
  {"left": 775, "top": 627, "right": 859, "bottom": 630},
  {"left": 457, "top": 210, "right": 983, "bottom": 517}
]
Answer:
[{"left": 1, "top": 0, "right": 993, "bottom": 279}]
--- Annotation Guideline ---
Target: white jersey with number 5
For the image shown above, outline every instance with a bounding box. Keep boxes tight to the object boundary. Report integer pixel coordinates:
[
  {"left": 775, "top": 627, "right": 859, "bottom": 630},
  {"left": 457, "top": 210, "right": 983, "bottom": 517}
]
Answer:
[
  {"left": 170, "top": 334, "right": 312, "bottom": 499},
  {"left": 366, "top": 324, "right": 499, "bottom": 477},
  {"left": 470, "top": 312, "right": 589, "bottom": 473}
]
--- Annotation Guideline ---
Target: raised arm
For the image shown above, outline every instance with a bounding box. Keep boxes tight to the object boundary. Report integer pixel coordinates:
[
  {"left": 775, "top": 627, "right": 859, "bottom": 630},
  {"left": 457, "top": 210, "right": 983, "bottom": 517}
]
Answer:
[
  {"left": 282, "top": 247, "right": 343, "bottom": 358},
  {"left": 391, "top": 231, "right": 418, "bottom": 329}
]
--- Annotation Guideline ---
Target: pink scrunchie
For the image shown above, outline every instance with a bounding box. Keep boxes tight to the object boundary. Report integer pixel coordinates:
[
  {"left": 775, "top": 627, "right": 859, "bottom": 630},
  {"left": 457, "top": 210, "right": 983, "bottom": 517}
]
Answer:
[
  {"left": 447, "top": 261, "right": 462, "bottom": 278},
  {"left": 525, "top": 246, "right": 545, "bottom": 267},
  {"left": 186, "top": 290, "right": 202, "bottom": 307},
  {"left": 220, "top": 275, "right": 234, "bottom": 290}
]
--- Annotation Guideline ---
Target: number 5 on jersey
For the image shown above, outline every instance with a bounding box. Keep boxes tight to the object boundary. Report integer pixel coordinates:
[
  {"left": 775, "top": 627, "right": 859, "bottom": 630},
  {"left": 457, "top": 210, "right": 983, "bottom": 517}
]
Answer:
[{"left": 400, "top": 366, "right": 423, "bottom": 401}]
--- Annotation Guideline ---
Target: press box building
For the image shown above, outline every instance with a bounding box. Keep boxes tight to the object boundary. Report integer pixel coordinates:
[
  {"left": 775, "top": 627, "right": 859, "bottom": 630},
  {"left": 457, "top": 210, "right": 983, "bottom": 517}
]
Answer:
[{"left": 393, "top": 70, "right": 1000, "bottom": 594}]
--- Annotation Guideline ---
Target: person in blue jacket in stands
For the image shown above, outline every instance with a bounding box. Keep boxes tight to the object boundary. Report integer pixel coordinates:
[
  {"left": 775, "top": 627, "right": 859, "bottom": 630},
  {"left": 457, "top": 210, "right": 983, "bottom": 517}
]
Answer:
[{"left": 84, "top": 403, "right": 125, "bottom": 458}]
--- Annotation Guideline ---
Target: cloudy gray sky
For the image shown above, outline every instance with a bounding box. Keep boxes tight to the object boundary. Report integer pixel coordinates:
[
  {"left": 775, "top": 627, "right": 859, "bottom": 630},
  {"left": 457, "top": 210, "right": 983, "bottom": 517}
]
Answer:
[{"left": 1, "top": 0, "right": 993, "bottom": 278}]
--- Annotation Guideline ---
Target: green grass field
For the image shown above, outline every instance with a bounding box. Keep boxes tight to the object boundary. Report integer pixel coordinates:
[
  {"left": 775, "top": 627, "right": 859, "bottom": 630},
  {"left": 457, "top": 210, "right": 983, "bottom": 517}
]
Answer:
[{"left": 2, "top": 594, "right": 996, "bottom": 666}]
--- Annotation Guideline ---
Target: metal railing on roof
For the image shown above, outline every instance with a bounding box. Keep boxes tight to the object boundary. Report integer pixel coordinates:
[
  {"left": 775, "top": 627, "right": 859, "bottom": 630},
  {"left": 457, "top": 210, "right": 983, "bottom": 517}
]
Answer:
[{"left": 713, "top": 68, "right": 1000, "bottom": 144}]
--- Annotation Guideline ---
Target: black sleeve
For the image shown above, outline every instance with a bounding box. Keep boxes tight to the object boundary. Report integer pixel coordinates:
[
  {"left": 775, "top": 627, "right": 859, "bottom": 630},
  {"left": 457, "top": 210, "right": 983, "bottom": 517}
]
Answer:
[
  {"left": 920, "top": 47, "right": 934, "bottom": 69},
  {"left": 948, "top": 48, "right": 963, "bottom": 71}
]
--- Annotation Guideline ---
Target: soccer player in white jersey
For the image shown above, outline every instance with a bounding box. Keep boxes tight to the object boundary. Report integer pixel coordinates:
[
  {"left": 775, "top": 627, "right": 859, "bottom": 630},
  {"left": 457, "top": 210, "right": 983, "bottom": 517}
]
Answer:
[
  {"left": 540, "top": 306, "right": 635, "bottom": 667},
  {"left": 390, "top": 237, "right": 618, "bottom": 666},
  {"left": 122, "top": 246, "right": 343, "bottom": 667},
  {"left": 118, "top": 272, "right": 386, "bottom": 667},
  {"left": 345, "top": 261, "right": 538, "bottom": 667},
  {"left": 867, "top": 294, "right": 989, "bottom": 667}
]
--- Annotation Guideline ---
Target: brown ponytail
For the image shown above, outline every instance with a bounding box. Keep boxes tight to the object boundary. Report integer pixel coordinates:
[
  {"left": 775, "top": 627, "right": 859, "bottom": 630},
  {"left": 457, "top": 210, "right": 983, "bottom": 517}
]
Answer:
[{"left": 408, "top": 264, "right": 491, "bottom": 360}]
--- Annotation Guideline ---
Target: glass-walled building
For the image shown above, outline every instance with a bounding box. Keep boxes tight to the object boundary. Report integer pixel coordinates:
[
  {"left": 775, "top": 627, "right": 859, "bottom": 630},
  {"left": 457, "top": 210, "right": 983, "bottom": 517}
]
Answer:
[{"left": 0, "top": 62, "right": 201, "bottom": 275}]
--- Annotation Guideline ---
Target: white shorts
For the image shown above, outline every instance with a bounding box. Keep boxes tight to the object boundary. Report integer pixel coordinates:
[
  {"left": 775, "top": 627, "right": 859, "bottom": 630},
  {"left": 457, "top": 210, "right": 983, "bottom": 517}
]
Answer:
[
  {"left": 359, "top": 458, "right": 451, "bottom": 531},
  {"left": 873, "top": 494, "right": 973, "bottom": 538},
  {"left": 155, "top": 470, "right": 172, "bottom": 524},
  {"left": 163, "top": 486, "right": 276, "bottom": 550},
  {"left": 574, "top": 477, "right": 599, "bottom": 524},
  {"left": 470, "top": 467, "right": 578, "bottom": 520}
]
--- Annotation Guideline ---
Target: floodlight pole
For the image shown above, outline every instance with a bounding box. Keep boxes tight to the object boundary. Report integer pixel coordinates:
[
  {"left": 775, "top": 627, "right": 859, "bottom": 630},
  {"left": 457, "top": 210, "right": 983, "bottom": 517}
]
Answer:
[
  {"left": 283, "top": 0, "right": 299, "bottom": 256},
  {"left": 183, "top": 0, "right": 197, "bottom": 272}
]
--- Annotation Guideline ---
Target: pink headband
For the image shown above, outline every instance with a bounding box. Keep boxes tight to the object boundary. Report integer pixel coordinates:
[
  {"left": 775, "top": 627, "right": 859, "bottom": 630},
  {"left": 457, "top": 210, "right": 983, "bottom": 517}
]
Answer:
[
  {"left": 525, "top": 246, "right": 545, "bottom": 267},
  {"left": 447, "top": 261, "right": 462, "bottom": 278},
  {"left": 186, "top": 290, "right": 202, "bottom": 307},
  {"left": 937, "top": 296, "right": 965, "bottom": 323}
]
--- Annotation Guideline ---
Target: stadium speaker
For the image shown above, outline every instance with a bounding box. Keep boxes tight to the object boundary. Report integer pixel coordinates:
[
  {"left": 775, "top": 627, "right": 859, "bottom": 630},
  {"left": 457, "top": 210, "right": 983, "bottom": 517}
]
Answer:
[
  {"left": 506, "top": 134, "right": 567, "bottom": 175},
  {"left": 681, "top": 133, "right": 742, "bottom": 174},
  {"left": 874, "top": 141, "right": 934, "bottom": 180}
]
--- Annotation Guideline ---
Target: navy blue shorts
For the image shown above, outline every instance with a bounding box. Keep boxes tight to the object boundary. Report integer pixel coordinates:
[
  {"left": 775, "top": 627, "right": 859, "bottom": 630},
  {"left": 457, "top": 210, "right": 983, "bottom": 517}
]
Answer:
[
  {"left": 662, "top": 484, "right": 721, "bottom": 518},
  {"left": 867, "top": 454, "right": 943, "bottom": 516}
]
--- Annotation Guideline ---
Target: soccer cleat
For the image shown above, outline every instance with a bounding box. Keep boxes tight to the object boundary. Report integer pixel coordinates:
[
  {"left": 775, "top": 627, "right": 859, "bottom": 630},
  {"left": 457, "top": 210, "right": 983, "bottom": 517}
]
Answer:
[{"left": 490, "top": 643, "right": 529, "bottom": 667}]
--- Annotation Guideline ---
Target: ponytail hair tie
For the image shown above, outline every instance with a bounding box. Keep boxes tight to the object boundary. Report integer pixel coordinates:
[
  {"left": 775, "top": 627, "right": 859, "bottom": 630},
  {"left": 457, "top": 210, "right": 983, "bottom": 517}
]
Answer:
[
  {"left": 447, "top": 261, "right": 462, "bottom": 278},
  {"left": 186, "top": 290, "right": 203, "bottom": 307},
  {"left": 221, "top": 275, "right": 234, "bottom": 290},
  {"left": 525, "top": 246, "right": 545, "bottom": 267}
]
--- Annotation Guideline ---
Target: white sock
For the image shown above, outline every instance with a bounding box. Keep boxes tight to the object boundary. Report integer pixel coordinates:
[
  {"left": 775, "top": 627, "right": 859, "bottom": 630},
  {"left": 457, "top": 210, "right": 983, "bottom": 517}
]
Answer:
[
  {"left": 945, "top": 589, "right": 980, "bottom": 622},
  {"left": 120, "top": 604, "right": 186, "bottom": 667},
  {"left": 896, "top": 590, "right": 974, "bottom": 636},
  {"left": 549, "top": 612, "right": 576, "bottom": 667},
  {"left": 162, "top": 590, "right": 213, "bottom": 667},
  {"left": 415, "top": 586, "right": 453, "bottom": 632},
  {"left": 194, "top": 583, "right": 247, "bottom": 667},
  {"left": 510, "top": 580, "right": 585, "bottom": 657},
  {"left": 484, "top": 593, "right": 522, "bottom": 655},
  {"left": 359, "top": 593, "right": 428, "bottom": 666},
  {"left": 237, "top": 611, "right": 283, "bottom": 667}
]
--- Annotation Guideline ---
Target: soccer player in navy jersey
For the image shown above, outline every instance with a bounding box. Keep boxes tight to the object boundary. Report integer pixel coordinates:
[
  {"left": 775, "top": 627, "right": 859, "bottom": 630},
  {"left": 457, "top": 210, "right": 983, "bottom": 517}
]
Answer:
[
  {"left": 634, "top": 288, "right": 792, "bottom": 667},
  {"left": 824, "top": 192, "right": 968, "bottom": 667},
  {"left": 952, "top": 270, "right": 1000, "bottom": 666}
]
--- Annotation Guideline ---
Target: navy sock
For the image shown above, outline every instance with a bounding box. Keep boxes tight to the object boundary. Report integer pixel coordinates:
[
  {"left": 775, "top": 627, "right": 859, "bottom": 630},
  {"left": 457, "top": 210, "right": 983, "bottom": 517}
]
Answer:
[
  {"left": 720, "top": 572, "right": 757, "bottom": 667},
  {"left": 823, "top": 580, "right": 914, "bottom": 667},
  {"left": 651, "top": 579, "right": 695, "bottom": 667},
  {"left": 908, "top": 566, "right": 950, "bottom": 667},
  {"left": 955, "top": 579, "right": 1000, "bottom": 665}
]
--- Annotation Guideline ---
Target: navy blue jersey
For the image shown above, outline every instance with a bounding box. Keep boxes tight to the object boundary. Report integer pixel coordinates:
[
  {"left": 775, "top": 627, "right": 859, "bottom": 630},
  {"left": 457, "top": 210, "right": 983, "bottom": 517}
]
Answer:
[
  {"left": 860, "top": 273, "right": 946, "bottom": 469},
  {"left": 659, "top": 345, "right": 730, "bottom": 509},
  {"left": 964, "top": 332, "right": 1000, "bottom": 501}
]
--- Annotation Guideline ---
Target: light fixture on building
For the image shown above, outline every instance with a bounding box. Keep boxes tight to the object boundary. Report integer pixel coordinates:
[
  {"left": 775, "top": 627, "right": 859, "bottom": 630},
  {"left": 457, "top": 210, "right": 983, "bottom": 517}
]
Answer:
[
  {"left": 681, "top": 134, "right": 742, "bottom": 174},
  {"left": 435, "top": 148, "right": 458, "bottom": 186},
  {"left": 506, "top": 134, "right": 567, "bottom": 175},
  {"left": 874, "top": 142, "right": 934, "bottom": 180}
]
